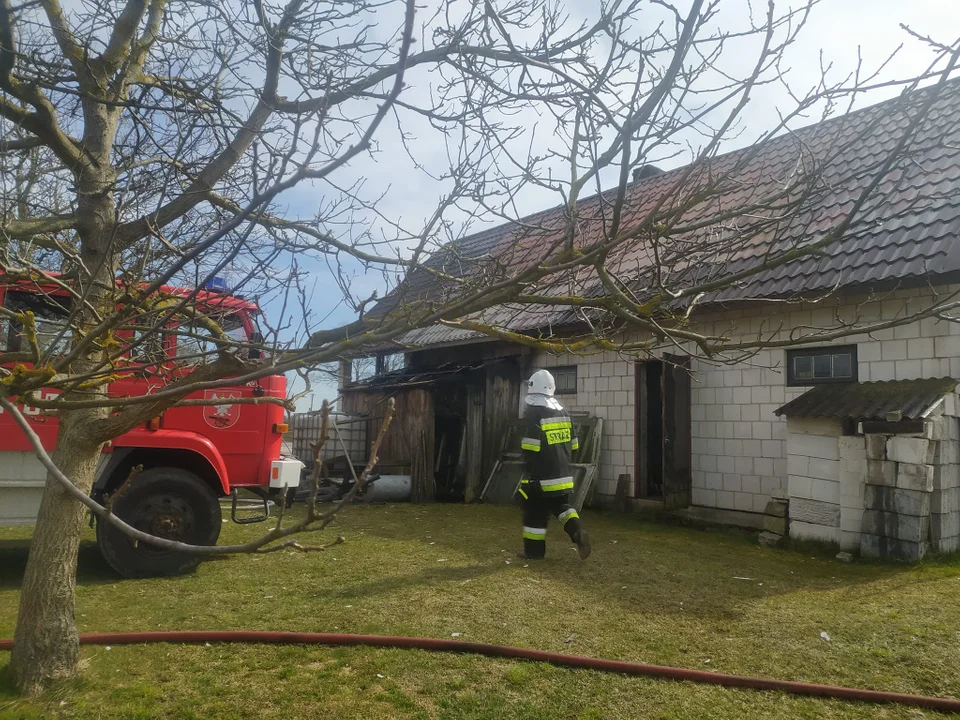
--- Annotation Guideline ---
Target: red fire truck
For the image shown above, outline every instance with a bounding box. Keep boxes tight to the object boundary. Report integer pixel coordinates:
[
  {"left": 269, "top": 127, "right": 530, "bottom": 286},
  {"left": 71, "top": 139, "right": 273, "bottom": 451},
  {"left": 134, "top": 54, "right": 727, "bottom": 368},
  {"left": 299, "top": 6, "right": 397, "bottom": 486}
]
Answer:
[{"left": 0, "top": 277, "right": 303, "bottom": 578}]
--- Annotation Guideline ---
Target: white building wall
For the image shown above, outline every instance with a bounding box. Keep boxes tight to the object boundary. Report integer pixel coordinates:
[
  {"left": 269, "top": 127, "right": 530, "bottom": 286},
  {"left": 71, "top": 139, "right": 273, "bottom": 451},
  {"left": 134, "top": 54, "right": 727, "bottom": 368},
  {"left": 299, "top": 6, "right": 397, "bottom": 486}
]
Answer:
[{"left": 529, "top": 285, "right": 960, "bottom": 514}]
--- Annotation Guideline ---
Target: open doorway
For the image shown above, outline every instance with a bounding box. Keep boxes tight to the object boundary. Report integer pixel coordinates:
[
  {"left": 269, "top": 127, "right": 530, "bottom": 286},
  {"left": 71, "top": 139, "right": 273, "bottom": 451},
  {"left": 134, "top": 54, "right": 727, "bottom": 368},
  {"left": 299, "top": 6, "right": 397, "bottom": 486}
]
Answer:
[
  {"left": 634, "top": 355, "right": 692, "bottom": 509},
  {"left": 639, "top": 361, "right": 664, "bottom": 498}
]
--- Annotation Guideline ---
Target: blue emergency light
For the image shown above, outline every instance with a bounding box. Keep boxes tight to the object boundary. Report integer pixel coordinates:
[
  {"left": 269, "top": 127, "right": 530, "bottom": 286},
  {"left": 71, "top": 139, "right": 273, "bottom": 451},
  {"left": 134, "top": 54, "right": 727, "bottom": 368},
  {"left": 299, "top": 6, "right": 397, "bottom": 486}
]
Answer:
[{"left": 204, "top": 277, "right": 230, "bottom": 293}]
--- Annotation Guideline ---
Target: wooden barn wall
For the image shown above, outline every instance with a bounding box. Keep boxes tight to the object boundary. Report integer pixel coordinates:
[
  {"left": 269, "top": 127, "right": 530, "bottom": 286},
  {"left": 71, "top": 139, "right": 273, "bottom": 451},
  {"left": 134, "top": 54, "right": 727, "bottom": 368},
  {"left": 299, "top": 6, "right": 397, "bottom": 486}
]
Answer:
[
  {"left": 339, "top": 388, "right": 435, "bottom": 502},
  {"left": 482, "top": 360, "right": 523, "bottom": 482},
  {"left": 403, "top": 389, "right": 435, "bottom": 502},
  {"left": 464, "top": 386, "right": 486, "bottom": 501}
]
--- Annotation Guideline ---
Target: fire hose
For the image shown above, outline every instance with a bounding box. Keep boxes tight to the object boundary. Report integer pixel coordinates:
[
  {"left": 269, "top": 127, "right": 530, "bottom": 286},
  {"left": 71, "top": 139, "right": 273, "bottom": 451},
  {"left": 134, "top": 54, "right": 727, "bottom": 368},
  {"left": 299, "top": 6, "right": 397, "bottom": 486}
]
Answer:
[{"left": 2, "top": 631, "right": 959, "bottom": 713}]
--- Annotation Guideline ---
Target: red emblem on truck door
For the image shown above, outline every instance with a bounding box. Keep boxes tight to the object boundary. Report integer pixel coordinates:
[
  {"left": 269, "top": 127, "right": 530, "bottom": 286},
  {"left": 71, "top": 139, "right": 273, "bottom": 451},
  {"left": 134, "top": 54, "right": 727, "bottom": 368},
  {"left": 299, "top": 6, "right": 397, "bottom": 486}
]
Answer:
[{"left": 203, "top": 390, "right": 241, "bottom": 429}]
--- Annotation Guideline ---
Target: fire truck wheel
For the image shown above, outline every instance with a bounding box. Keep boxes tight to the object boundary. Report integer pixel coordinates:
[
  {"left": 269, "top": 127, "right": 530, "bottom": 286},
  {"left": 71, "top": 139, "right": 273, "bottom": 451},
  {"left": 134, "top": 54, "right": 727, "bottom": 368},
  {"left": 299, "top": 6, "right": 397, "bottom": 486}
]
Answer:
[{"left": 96, "top": 467, "right": 222, "bottom": 578}]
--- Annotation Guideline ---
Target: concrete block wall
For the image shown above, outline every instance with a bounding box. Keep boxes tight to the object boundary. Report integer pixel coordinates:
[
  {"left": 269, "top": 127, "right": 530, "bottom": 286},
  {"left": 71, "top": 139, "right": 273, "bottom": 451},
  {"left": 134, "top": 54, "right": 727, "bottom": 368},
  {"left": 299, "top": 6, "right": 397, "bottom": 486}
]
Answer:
[
  {"left": 860, "top": 432, "right": 936, "bottom": 561},
  {"left": 528, "top": 284, "right": 960, "bottom": 514},
  {"left": 839, "top": 436, "right": 866, "bottom": 551},
  {"left": 931, "top": 413, "right": 960, "bottom": 553},
  {"left": 689, "top": 350, "right": 790, "bottom": 514},
  {"left": 537, "top": 351, "right": 635, "bottom": 497},
  {"left": 785, "top": 417, "right": 843, "bottom": 544}
]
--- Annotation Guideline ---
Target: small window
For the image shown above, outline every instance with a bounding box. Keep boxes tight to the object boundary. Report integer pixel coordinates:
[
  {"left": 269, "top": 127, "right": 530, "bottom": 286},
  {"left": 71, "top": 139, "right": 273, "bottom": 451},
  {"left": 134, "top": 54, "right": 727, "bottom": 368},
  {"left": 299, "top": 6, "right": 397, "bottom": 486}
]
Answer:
[
  {"left": 2, "top": 290, "right": 73, "bottom": 357},
  {"left": 554, "top": 365, "right": 578, "bottom": 394},
  {"left": 175, "top": 315, "right": 246, "bottom": 365},
  {"left": 786, "top": 345, "right": 857, "bottom": 386}
]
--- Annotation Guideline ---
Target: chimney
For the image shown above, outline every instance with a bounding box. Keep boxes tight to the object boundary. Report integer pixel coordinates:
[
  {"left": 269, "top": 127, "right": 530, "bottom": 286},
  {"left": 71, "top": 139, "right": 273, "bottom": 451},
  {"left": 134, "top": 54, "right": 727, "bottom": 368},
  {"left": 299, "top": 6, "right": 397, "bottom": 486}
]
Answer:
[{"left": 632, "top": 164, "right": 664, "bottom": 183}]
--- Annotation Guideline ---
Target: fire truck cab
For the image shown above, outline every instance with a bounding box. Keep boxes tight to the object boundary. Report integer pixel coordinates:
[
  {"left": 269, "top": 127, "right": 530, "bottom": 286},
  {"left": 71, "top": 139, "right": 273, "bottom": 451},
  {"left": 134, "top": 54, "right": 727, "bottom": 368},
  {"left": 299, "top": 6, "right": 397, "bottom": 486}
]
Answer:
[{"left": 0, "top": 277, "right": 302, "bottom": 578}]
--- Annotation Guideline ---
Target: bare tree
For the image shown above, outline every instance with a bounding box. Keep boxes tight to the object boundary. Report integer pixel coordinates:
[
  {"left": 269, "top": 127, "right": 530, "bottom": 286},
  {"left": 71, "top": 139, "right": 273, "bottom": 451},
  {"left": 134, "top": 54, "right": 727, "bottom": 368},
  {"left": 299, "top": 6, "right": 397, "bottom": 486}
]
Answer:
[{"left": 1, "top": 0, "right": 957, "bottom": 697}]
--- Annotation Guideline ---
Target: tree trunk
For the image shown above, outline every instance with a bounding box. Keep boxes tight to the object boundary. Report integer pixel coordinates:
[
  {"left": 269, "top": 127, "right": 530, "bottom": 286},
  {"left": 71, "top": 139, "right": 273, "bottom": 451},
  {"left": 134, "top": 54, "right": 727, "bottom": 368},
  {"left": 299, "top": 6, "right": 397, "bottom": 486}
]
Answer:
[
  {"left": 9, "top": 419, "right": 103, "bottom": 695},
  {"left": 11, "top": 101, "right": 117, "bottom": 691}
]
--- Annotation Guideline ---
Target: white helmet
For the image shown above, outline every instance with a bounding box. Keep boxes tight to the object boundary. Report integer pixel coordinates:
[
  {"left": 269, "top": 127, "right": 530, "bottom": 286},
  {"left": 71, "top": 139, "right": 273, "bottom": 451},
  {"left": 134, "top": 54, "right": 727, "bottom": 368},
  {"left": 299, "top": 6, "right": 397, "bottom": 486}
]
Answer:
[{"left": 526, "top": 369, "right": 556, "bottom": 397}]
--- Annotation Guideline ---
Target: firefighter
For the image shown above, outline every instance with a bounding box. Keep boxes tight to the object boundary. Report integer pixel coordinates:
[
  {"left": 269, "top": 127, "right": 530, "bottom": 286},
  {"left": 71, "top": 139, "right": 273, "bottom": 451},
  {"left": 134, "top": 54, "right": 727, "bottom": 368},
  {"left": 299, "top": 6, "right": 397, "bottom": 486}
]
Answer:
[{"left": 518, "top": 369, "right": 592, "bottom": 560}]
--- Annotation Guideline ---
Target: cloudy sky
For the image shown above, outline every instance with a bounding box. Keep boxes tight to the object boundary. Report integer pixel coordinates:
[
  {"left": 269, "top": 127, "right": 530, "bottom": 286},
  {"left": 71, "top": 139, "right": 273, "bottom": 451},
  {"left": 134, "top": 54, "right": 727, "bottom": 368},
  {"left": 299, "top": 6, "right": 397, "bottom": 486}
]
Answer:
[{"left": 281, "top": 0, "right": 960, "bottom": 410}]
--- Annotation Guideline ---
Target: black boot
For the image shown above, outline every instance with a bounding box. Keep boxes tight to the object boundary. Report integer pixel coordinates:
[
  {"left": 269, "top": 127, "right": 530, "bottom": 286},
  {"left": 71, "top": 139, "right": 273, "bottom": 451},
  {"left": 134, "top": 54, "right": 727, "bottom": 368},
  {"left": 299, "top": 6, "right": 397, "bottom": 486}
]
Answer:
[{"left": 573, "top": 530, "right": 592, "bottom": 560}]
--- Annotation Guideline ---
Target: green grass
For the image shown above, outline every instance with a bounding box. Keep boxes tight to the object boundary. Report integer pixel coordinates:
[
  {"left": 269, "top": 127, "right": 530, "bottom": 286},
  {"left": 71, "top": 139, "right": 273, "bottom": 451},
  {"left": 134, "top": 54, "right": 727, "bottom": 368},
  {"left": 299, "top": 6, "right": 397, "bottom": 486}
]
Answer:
[{"left": 1, "top": 504, "right": 960, "bottom": 719}]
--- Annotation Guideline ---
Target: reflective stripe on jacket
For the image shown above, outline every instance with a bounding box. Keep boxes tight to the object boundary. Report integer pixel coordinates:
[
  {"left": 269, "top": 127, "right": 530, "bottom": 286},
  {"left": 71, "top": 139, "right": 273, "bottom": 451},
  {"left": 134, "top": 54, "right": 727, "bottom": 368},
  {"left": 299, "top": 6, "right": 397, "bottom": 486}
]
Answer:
[{"left": 520, "top": 401, "right": 578, "bottom": 492}]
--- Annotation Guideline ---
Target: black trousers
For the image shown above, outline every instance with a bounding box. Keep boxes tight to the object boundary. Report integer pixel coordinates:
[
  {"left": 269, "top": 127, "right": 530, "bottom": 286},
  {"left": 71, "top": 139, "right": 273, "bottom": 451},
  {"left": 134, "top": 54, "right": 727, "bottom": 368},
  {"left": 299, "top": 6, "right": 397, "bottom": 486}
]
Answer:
[{"left": 520, "top": 483, "right": 583, "bottom": 558}]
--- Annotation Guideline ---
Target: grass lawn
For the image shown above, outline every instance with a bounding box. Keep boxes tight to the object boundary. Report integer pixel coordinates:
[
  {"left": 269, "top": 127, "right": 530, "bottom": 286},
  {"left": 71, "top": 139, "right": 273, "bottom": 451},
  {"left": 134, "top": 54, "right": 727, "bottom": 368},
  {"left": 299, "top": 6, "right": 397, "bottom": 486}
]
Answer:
[{"left": 1, "top": 503, "right": 960, "bottom": 719}]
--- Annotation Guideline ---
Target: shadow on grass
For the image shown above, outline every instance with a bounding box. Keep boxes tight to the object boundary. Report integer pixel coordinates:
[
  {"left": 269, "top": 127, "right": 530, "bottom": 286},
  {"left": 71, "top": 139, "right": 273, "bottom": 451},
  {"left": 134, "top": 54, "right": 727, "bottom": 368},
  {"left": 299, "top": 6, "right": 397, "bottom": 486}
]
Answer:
[
  {"left": 0, "top": 539, "right": 116, "bottom": 590},
  {"left": 353, "top": 504, "right": 915, "bottom": 621},
  {"left": 0, "top": 539, "right": 229, "bottom": 590}
]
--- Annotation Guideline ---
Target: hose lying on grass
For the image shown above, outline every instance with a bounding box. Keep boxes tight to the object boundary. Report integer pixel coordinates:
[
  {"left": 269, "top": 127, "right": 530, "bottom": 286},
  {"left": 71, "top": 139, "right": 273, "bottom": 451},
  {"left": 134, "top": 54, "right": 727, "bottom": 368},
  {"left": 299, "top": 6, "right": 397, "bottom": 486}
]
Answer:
[{"left": 2, "top": 631, "right": 958, "bottom": 713}]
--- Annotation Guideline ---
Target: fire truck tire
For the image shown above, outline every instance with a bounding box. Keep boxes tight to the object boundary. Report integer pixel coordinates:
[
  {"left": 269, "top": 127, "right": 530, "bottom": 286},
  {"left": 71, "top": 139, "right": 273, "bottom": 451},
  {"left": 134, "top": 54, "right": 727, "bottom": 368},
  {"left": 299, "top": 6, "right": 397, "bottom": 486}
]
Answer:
[{"left": 96, "top": 467, "right": 222, "bottom": 578}]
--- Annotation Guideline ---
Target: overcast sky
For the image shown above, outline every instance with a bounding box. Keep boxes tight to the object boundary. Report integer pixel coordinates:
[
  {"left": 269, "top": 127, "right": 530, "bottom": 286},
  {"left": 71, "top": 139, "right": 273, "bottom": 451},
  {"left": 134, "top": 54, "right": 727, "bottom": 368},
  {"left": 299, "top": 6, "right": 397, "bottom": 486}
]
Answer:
[{"left": 284, "top": 0, "right": 960, "bottom": 411}]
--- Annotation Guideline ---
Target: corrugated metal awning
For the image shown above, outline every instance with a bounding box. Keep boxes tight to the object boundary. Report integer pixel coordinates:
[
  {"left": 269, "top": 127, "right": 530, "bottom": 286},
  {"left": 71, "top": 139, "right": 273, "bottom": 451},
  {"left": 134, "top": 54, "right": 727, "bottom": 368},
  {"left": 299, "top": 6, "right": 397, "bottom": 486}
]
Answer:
[
  {"left": 774, "top": 378, "right": 958, "bottom": 421},
  {"left": 343, "top": 360, "right": 489, "bottom": 393}
]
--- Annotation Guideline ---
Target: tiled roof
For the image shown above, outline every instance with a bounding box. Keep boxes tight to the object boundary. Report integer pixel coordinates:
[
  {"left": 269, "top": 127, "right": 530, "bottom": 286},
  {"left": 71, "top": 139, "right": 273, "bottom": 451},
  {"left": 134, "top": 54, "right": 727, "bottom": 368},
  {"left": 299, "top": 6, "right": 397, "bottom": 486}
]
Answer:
[
  {"left": 774, "top": 378, "right": 958, "bottom": 421},
  {"left": 368, "top": 79, "right": 960, "bottom": 352}
]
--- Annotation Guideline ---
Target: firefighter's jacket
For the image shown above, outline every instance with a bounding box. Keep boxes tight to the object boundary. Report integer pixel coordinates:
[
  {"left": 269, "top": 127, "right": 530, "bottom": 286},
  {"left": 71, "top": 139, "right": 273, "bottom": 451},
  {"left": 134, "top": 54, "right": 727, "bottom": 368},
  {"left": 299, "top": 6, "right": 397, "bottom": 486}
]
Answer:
[{"left": 519, "top": 401, "right": 579, "bottom": 493}]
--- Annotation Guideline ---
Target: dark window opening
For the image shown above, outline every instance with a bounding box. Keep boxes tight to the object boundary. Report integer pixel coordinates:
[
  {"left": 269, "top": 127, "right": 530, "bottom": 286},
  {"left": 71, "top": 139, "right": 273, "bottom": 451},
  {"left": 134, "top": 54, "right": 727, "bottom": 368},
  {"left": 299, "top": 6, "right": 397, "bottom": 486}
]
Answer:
[
  {"left": 375, "top": 352, "right": 404, "bottom": 376},
  {"left": 554, "top": 365, "right": 578, "bottom": 394},
  {"left": 786, "top": 345, "right": 857, "bottom": 386}
]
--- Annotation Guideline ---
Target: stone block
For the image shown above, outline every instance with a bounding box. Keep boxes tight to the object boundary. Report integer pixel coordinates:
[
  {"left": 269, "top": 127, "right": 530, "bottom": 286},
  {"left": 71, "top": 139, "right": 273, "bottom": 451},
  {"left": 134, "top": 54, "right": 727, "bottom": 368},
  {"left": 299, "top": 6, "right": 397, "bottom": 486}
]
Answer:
[
  {"left": 792, "top": 434, "right": 841, "bottom": 461},
  {"left": 932, "top": 487, "right": 960, "bottom": 514},
  {"left": 790, "top": 498, "right": 840, "bottom": 526},
  {"left": 946, "top": 392, "right": 959, "bottom": 417},
  {"left": 838, "top": 436, "right": 865, "bottom": 453},
  {"left": 861, "top": 510, "right": 929, "bottom": 543},
  {"left": 886, "top": 436, "right": 930, "bottom": 465},
  {"left": 933, "top": 464, "right": 960, "bottom": 491},
  {"left": 864, "top": 486, "right": 931, "bottom": 517},
  {"left": 763, "top": 515, "right": 787, "bottom": 535},
  {"left": 764, "top": 500, "right": 787, "bottom": 518},
  {"left": 787, "top": 455, "right": 809, "bottom": 477},
  {"left": 770, "top": 487, "right": 789, "bottom": 501},
  {"left": 810, "top": 478, "right": 840, "bottom": 504},
  {"left": 865, "top": 434, "right": 887, "bottom": 460},
  {"left": 935, "top": 335, "right": 960, "bottom": 360},
  {"left": 866, "top": 460, "right": 896, "bottom": 487},
  {"left": 932, "top": 536, "right": 960, "bottom": 553},
  {"left": 934, "top": 439, "right": 960, "bottom": 465},
  {"left": 931, "top": 513, "right": 960, "bottom": 540},
  {"left": 808, "top": 457, "right": 840, "bottom": 481},
  {"left": 840, "top": 511, "right": 863, "bottom": 533},
  {"left": 840, "top": 531, "right": 861, "bottom": 552},
  {"left": 860, "top": 533, "right": 926, "bottom": 562},
  {"left": 789, "top": 476, "right": 813, "bottom": 498},
  {"left": 790, "top": 520, "right": 840, "bottom": 544},
  {"left": 786, "top": 417, "right": 844, "bottom": 437},
  {"left": 895, "top": 463, "right": 934, "bottom": 492},
  {"left": 758, "top": 531, "right": 783, "bottom": 547},
  {"left": 948, "top": 418, "right": 960, "bottom": 441}
]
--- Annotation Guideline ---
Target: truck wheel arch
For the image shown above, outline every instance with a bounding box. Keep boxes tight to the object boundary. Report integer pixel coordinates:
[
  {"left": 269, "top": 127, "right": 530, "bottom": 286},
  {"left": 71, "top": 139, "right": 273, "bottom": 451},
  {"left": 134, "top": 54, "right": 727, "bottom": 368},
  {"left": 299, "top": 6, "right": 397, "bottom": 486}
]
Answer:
[{"left": 94, "top": 446, "right": 226, "bottom": 501}]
